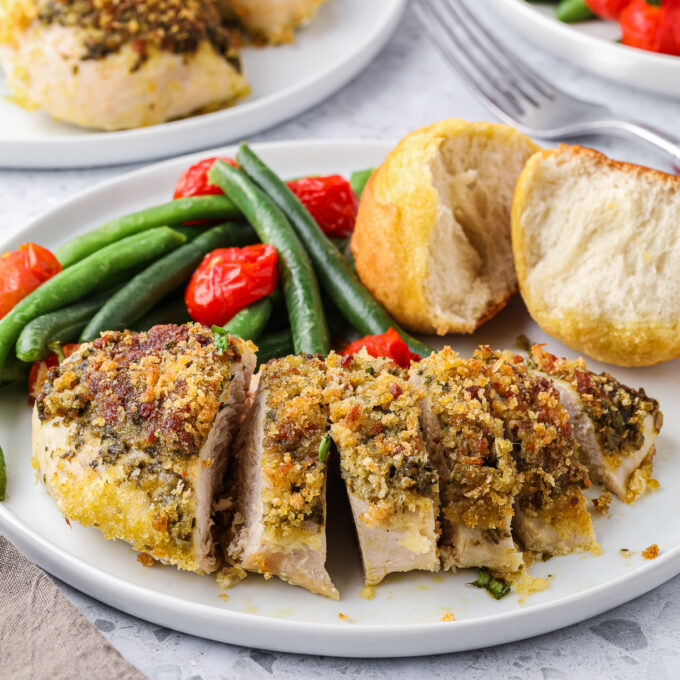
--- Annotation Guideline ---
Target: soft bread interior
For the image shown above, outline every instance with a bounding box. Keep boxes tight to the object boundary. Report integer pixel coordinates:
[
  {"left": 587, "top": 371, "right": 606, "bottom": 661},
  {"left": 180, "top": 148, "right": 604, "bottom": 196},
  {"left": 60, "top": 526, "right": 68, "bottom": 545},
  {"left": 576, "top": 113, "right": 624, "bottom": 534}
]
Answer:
[
  {"left": 516, "top": 148, "right": 680, "bottom": 329},
  {"left": 426, "top": 131, "right": 535, "bottom": 333}
]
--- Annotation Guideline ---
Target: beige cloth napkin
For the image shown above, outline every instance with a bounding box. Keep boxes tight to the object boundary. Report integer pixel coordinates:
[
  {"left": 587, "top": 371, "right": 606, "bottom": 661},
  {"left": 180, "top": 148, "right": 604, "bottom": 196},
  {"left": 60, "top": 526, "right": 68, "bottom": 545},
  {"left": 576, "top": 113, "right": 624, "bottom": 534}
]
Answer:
[{"left": 0, "top": 535, "right": 149, "bottom": 680}]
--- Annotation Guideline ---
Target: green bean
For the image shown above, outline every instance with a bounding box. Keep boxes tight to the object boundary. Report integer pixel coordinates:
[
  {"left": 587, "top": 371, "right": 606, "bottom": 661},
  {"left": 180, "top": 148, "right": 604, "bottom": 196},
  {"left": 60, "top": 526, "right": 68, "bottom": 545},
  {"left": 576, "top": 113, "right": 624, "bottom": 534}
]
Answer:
[
  {"left": 56, "top": 195, "right": 239, "bottom": 267},
  {"left": 350, "top": 168, "right": 374, "bottom": 200},
  {"left": 555, "top": 0, "right": 594, "bottom": 22},
  {"left": 0, "top": 227, "right": 185, "bottom": 375},
  {"left": 16, "top": 288, "right": 120, "bottom": 363},
  {"left": 0, "top": 355, "right": 29, "bottom": 390},
  {"left": 80, "top": 223, "right": 255, "bottom": 342},
  {"left": 132, "top": 296, "right": 191, "bottom": 331},
  {"left": 235, "top": 144, "right": 433, "bottom": 358},
  {"left": 208, "top": 160, "right": 329, "bottom": 356},
  {"left": 0, "top": 446, "right": 5, "bottom": 501},
  {"left": 223, "top": 297, "right": 273, "bottom": 342},
  {"left": 255, "top": 329, "right": 294, "bottom": 366}
]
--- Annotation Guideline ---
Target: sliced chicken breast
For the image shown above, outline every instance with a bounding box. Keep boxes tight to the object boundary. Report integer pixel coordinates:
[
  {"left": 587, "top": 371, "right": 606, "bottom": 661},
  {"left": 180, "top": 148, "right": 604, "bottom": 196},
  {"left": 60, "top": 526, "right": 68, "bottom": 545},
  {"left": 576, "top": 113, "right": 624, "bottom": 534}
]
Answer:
[
  {"left": 32, "top": 324, "right": 255, "bottom": 574},
  {"left": 473, "top": 347, "right": 597, "bottom": 558},
  {"left": 325, "top": 350, "right": 439, "bottom": 586},
  {"left": 411, "top": 347, "right": 523, "bottom": 575},
  {"left": 217, "top": 0, "right": 327, "bottom": 43},
  {"left": 227, "top": 355, "right": 338, "bottom": 599},
  {"left": 529, "top": 345, "right": 663, "bottom": 503},
  {"left": 0, "top": 0, "right": 248, "bottom": 130}
]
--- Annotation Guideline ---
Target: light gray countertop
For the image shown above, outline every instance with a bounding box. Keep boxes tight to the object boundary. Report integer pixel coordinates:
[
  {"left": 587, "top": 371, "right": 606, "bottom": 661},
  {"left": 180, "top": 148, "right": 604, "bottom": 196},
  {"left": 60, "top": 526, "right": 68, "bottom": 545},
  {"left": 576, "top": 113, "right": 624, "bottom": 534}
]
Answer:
[{"left": 2, "top": 5, "right": 679, "bottom": 678}]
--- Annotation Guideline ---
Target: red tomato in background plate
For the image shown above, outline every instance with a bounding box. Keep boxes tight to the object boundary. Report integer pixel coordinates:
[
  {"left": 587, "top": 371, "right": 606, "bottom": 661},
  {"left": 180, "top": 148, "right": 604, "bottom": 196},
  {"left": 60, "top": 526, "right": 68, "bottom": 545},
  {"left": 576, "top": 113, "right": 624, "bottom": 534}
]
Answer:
[
  {"left": 340, "top": 328, "right": 419, "bottom": 370},
  {"left": 28, "top": 343, "right": 79, "bottom": 403},
  {"left": 0, "top": 243, "right": 62, "bottom": 319},
  {"left": 287, "top": 175, "right": 358, "bottom": 238},
  {"left": 658, "top": 0, "right": 680, "bottom": 55},
  {"left": 620, "top": 0, "right": 664, "bottom": 51},
  {"left": 173, "top": 157, "right": 237, "bottom": 199},
  {"left": 185, "top": 244, "right": 279, "bottom": 326},
  {"left": 585, "top": 0, "right": 632, "bottom": 19}
]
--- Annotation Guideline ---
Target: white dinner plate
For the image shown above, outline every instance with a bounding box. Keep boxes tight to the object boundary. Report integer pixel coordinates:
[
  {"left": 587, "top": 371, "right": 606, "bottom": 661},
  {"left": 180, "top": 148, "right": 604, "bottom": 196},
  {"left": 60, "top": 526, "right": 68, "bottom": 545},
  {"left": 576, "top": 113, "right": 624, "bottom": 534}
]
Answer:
[
  {"left": 0, "top": 0, "right": 406, "bottom": 169},
  {"left": 485, "top": 0, "right": 680, "bottom": 98},
  {"left": 2, "top": 139, "right": 680, "bottom": 657}
]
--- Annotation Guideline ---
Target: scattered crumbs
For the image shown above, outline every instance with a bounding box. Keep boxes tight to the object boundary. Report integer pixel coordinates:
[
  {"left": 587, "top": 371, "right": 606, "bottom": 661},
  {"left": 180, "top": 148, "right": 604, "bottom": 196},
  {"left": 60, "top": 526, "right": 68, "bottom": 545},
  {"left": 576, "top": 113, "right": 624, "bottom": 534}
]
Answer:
[
  {"left": 219, "top": 593, "right": 229, "bottom": 602},
  {"left": 592, "top": 491, "right": 612, "bottom": 514},
  {"left": 620, "top": 549, "right": 631, "bottom": 560},
  {"left": 440, "top": 611, "right": 456, "bottom": 622},
  {"left": 515, "top": 569, "right": 551, "bottom": 605},
  {"left": 245, "top": 606, "right": 259, "bottom": 614},
  {"left": 64, "top": 517, "right": 72, "bottom": 527},
  {"left": 338, "top": 612, "right": 350, "bottom": 621},
  {"left": 648, "top": 478, "right": 660, "bottom": 491},
  {"left": 514, "top": 334, "right": 532, "bottom": 352},
  {"left": 137, "top": 552, "right": 154, "bottom": 567},
  {"left": 216, "top": 565, "right": 247, "bottom": 590},
  {"left": 642, "top": 544, "right": 660, "bottom": 560},
  {"left": 360, "top": 585, "right": 375, "bottom": 600},
  {"left": 432, "top": 575, "right": 444, "bottom": 584},
  {"left": 590, "top": 543, "right": 604, "bottom": 557}
]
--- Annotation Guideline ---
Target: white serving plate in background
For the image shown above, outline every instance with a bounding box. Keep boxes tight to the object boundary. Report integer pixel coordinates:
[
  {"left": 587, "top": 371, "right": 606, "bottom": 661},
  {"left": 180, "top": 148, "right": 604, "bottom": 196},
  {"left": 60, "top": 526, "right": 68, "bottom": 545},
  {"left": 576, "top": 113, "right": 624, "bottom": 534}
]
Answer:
[
  {"left": 0, "top": 0, "right": 405, "bottom": 169},
  {"left": 1, "top": 139, "right": 680, "bottom": 657},
  {"left": 485, "top": 0, "right": 680, "bottom": 98}
]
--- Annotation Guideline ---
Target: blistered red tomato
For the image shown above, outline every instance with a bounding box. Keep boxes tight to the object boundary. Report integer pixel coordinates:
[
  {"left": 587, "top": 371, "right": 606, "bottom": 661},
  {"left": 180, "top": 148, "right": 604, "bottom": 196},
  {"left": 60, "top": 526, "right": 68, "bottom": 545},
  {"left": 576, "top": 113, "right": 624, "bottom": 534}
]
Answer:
[
  {"left": 185, "top": 244, "right": 279, "bottom": 326},
  {"left": 620, "top": 0, "right": 664, "bottom": 51},
  {"left": 287, "top": 175, "right": 358, "bottom": 238},
  {"left": 340, "top": 328, "right": 419, "bottom": 369},
  {"left": 0, "top": 243, "right": 62, "bottom": 319},
  {"left": 173, "top": 157, "right": 237, "bottom": 199},
  {"left": 28, "top": 343, "right": 79, "bottom": 403},
  {"left": 659, "top": 1, "right": 680, "bottom": 55},
  {"left": 585, "top": 0, "right": 631, "bottom": 19}
]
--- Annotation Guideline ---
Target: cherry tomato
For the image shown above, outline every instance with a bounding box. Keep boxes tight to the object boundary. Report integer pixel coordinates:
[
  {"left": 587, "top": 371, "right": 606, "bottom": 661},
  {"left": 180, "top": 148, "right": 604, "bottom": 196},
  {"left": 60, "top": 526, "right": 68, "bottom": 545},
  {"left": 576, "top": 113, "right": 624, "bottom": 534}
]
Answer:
[
  {"left": 585, "top": 0, "right": 631, "bottom": 19},
  {"left": 620, "top": 0, "right": 663, "bottom": 51},
  {"left": 0, "top": 243, "right": 62, "bottom": 320},
  {"left": 340, "top": 328, "right": 420, "bottom": 369},
  {"left": 287, "top": 175, "right": 358, "bottom": 238},
  {"left": 659, "top": 1, "right": 680, "bottom": 55},
  {"left": 28, "top": 343, "right": 79, "bottom": 403},
  {"left": 185, "top": 244, "right": 279, "bottom": 326},
  {"left": 173, "top": 157, "right": 237, "bottom": 199}
]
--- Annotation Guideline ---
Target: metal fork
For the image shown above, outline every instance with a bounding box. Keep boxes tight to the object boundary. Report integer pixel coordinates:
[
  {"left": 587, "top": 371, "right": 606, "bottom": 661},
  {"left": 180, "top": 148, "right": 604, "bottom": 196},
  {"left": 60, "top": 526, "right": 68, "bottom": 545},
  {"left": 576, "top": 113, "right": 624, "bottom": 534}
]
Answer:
[{"left": 414, "top": 0, "right": 680, "bottom": 165}]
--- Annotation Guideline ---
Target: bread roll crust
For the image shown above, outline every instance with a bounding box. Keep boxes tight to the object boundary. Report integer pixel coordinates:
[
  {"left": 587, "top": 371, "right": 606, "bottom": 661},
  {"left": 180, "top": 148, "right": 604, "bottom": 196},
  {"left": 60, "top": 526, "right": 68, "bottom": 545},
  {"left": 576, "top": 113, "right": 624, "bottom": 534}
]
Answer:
[
  {"left": 351, "top": 119, "right": 539, "bottom": 335},
  {"left": 512, "top": 145, "right": 680, "bottom": 367}
]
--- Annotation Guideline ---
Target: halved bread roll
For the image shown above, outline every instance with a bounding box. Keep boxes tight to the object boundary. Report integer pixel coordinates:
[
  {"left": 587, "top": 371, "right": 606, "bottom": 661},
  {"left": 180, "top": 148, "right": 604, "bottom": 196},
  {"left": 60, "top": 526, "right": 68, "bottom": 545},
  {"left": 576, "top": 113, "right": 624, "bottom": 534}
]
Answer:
[
  {"left": 351, "top": 119, "right": 540, "bottom": 335},
  {"left": 512, "top": 145, "right": 680, "bottom": 367}
]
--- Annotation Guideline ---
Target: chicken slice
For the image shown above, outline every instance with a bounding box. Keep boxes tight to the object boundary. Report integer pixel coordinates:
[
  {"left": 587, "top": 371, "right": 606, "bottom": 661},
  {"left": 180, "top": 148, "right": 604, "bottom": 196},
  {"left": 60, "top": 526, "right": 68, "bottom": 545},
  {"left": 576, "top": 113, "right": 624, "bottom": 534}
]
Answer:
[
  {"left": 529, "top": 345, "right": 663, "bottom": 503},
  {"left": 325, "top": 350, "right": 440, "bottom": 586},
  {"left": 411, "top": 347, "right": 523, "bottom": 575},
  {"left": 217, "top": 0, "right": 327, "bottom": 44},
  {"left": 0, "top": 0, "right": 248, "bottom": 130},
  {"left": 473, "top": 347, "right": 597, "bottom": 558},
  {"left": 32, "top": 324, "right": 255, "bottom": 574},
  {"left": 227, "top": 355, "right": 338, "bottom": 599}
]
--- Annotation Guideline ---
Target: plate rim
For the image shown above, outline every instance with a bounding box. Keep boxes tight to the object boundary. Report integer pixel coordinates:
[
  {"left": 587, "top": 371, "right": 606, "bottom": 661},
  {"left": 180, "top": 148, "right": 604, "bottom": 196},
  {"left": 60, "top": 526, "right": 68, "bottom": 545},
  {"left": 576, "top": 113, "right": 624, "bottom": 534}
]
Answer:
[
  {"left": 0, "top": 0, "right": 407, "bottom": 169},
  {"left": 2, "top": 137, "right": 679, "bottom": 657}
]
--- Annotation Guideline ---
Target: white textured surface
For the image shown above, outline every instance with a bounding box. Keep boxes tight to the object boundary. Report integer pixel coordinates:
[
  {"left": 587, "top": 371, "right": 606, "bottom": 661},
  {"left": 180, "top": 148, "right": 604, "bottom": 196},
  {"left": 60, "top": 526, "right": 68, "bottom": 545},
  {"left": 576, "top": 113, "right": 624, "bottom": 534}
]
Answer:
[{"left": 2, "top": 5, "right": 680, "bottom": 678}]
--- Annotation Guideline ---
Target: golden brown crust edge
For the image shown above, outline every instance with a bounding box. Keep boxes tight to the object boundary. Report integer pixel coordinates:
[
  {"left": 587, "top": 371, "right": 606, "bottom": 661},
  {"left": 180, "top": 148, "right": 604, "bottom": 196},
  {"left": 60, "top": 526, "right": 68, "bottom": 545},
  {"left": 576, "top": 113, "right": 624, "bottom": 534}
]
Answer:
[{"left": 512, "top": 145, "right": 680, "bottom": 367}]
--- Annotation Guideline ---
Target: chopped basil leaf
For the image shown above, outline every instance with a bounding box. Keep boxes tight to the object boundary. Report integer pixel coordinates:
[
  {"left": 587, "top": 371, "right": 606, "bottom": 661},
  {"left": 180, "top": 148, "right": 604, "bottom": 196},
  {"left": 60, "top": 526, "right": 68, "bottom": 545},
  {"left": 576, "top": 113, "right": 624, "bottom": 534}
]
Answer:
[
  {"left": 318, "top": 434, "right": 332, "bottom": 463},
  {"left": 469, "top": 567, "right": 510, "bottom": 600},
  {"left": 166, "top": 341, "right": 175, "bottom": 350},
  {"left": 212, "top": 325, "right": 230, "bottom": 355}
]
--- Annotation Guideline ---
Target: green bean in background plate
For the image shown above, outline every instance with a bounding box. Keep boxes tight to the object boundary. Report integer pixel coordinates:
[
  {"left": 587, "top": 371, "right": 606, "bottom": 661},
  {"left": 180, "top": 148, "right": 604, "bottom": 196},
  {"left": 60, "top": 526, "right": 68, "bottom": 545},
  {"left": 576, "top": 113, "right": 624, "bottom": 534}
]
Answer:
[
  {"left": 0, "top": 227, "right": 185, "bottom": 375},
  {"left": 235, "top": 144, "right": 433, "bottom": 358},
  {"left": 132, "top": 296, "right": 191, "bottom": 332},
  {"left": 80, "top": 223, "right": 256, "bottom": 342},
  {"left": 555, "top": 0, "right": 594, "bottom": 22},
  {"left": 16, "top": 288, "right": 120, "bottom": 363},
  {"left": 208, "top": 160, "right": 330, "bottom": 356},
  {"left": 56, "top": 195, "right": 240, "bottom": 268},
  {"left": 349, "top": 168, "right": 374, "bottom": 200},
  {"left": 222, "top": 296, "right": 273, "bottom": 342}
]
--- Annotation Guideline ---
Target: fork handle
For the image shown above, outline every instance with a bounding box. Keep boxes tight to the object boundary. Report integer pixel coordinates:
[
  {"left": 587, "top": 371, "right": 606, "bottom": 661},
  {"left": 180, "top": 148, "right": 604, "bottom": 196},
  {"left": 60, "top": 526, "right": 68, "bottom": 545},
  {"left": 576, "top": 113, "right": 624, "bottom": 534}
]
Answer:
[{"left": 598, "top": 119, "right": 680, "bottom": 166}]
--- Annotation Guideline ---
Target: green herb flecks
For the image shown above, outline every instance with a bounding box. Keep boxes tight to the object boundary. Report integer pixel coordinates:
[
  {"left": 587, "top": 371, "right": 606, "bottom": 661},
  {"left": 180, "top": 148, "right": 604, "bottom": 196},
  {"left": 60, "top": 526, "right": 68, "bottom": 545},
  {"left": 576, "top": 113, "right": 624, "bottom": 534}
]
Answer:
[
  {"left": 469, "top": 567, "right": 511, "bottom": 600},
  {"left": 212, "top": 325, "right": 230, "bottom": 355},
  {"left": 0, "top": 446, "right": 6, "bottom": 501},
  {"left": 318, "top": 434, "right": 332, "bottom": 464}
]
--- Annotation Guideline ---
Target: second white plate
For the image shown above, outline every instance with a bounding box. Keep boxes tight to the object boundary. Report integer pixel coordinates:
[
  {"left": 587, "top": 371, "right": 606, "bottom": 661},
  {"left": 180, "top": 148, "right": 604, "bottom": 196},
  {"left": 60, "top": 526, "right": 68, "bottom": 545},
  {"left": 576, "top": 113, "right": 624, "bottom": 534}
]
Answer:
[{"left": 0, "top": 0, "right": 405, "bottom": 169}]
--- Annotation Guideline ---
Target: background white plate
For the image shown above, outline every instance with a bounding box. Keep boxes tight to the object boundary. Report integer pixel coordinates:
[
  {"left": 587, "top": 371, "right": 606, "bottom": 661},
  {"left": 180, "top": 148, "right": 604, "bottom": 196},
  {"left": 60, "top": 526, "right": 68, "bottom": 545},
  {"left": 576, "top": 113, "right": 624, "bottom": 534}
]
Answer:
[
  {"left": 0, "top": 0, "right": 405, "bottom": 169},
  {"left": 2, "top": 139, "right": 680, "bottom": 658},
  {"left": 485, "top": 0, "right": 680, "bottom": 98}
]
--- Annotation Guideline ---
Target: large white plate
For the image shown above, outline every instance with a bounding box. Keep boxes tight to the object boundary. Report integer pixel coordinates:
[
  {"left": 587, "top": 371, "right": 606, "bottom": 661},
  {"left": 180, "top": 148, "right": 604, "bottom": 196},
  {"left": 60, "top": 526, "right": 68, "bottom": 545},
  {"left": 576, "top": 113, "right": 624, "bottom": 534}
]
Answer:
[
  {"left": 485, "top": 0, "right": 680, "bottom": 98},
  {"left": 0, "top": 0, "right": 405, "bottom": 169},
  {"left": 2, "top": 139, "right": 680, "bottom": 658}
]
